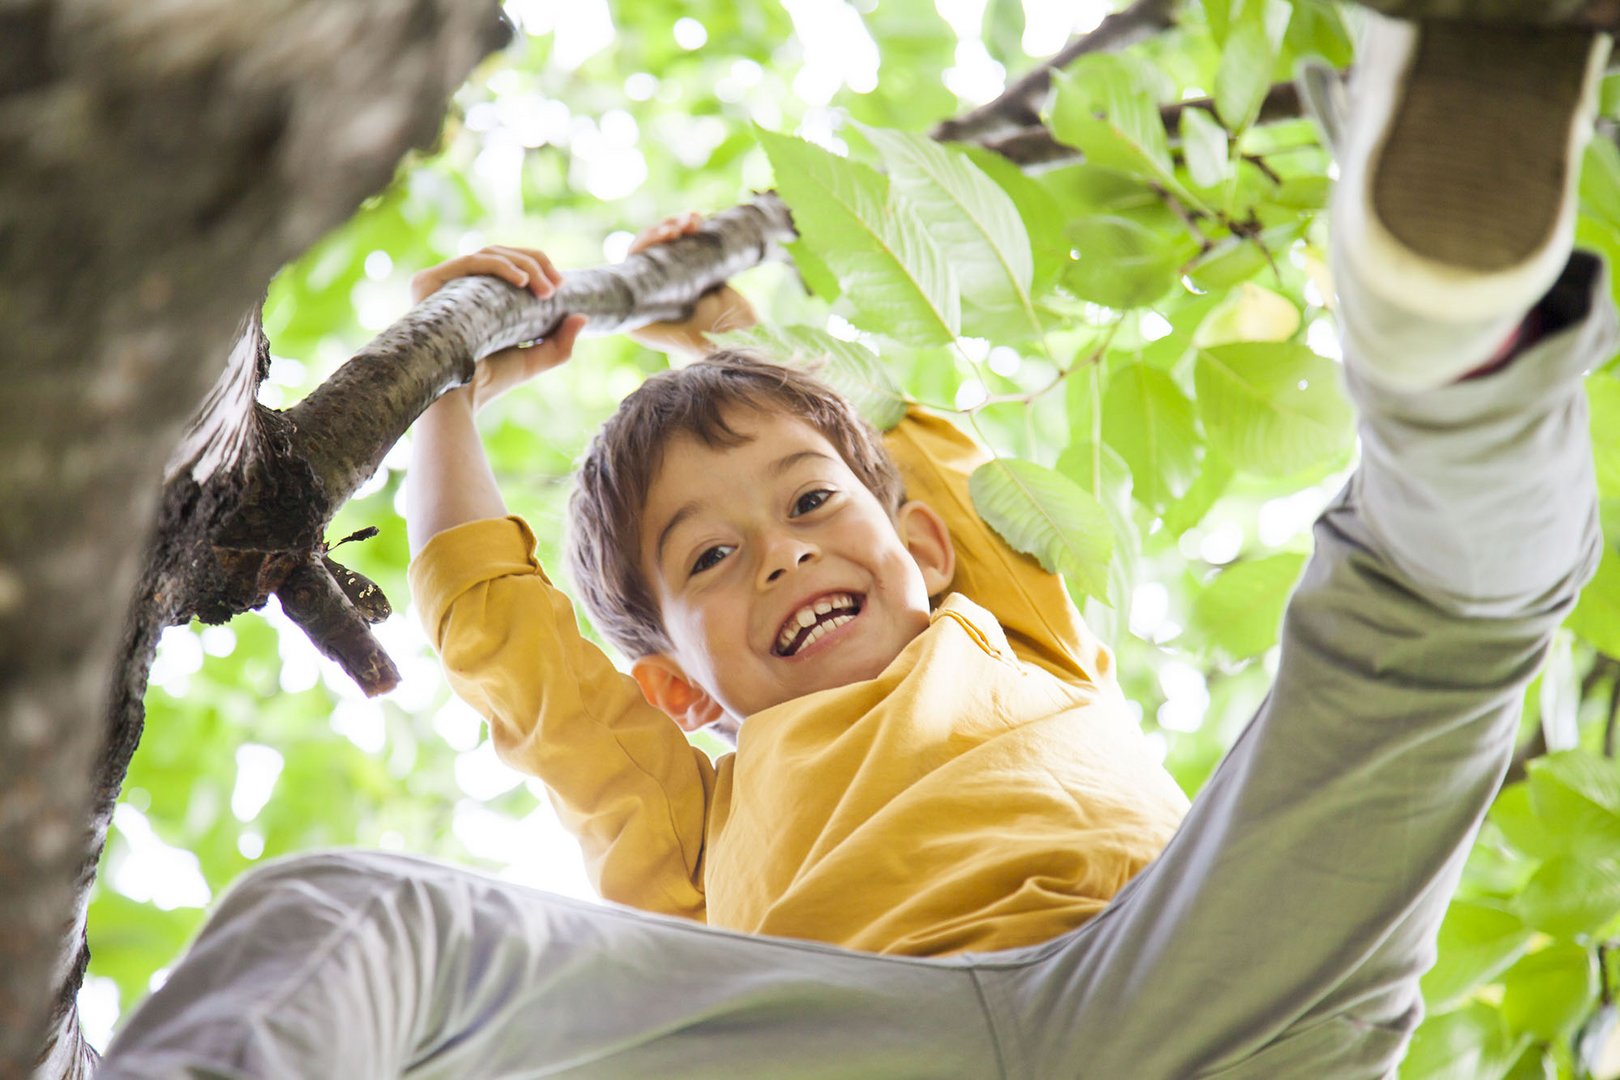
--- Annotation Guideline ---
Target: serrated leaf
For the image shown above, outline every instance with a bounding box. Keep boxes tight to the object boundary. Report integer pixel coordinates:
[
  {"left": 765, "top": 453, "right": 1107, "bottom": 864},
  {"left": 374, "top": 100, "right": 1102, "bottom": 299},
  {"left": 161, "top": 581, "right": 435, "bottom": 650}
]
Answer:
[
  {"left": 1421, "top": 900, "right": 1536, "bottom": 1010},
  {"left": 865, "top": 127, "right": 1037, "bottom": 341},
  {"left": 962, "top": 145, "right": 1069, "bottom": 293},
  {"left": 711, "top": 324, "right": 907, "bottom": 431},
  {"left": 1050, "top": 57, "right": 1207, "bottom": 212},
  {"left": 969, "top": 458, "right": 1113, "bottom": 600},
  {"left": 1500, "top": 944, "right": 1598, "bottom": 1041},
  {"left": 1066, "top": 215, "right": 1187, "bottom": 311},
  {"left": 1190, "top": 552, "right": 1306, "bottom": 660},
  {"left": 1101, "top": 363, "right": 1200, "bottom": 511},
  {"left": 1195, "top": 341, "right": 1354, "bottom": 476},
  {"left": 1180, "top": 106, "right": 1231, "bottom": 189},
  {"left": 1518, "top": 855, "right": 1620, "bottom": 940},
  {"left": 756, "top": 127, "right": 959, "bottom": 346}
]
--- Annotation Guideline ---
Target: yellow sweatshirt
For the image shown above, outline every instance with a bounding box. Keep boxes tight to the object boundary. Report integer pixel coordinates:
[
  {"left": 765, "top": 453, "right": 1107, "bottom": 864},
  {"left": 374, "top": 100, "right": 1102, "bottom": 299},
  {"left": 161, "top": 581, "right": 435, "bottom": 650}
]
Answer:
[{"left": 409, "top": 409, "right": 1189, "bottom": 956}]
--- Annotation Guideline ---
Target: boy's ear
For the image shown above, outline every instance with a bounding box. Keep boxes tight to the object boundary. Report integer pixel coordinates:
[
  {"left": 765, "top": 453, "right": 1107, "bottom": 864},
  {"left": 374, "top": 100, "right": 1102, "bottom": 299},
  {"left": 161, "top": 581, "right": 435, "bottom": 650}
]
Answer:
[
  {"left": 895, "top": 499, "right": 955, "bottom": 598},
  {"left": 631, "top": 654, "right": 726, "bottom": 733}
]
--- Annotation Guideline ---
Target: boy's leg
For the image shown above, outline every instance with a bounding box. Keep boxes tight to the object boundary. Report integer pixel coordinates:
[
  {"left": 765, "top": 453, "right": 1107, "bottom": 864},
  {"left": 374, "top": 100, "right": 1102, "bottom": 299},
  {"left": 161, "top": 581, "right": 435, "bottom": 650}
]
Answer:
[
  {"left": 978, "top": 14, "right": 1615, "bottom": 1079},
  {"left": 98, "top": 851, "right": 1002, "bottom": 1079}
]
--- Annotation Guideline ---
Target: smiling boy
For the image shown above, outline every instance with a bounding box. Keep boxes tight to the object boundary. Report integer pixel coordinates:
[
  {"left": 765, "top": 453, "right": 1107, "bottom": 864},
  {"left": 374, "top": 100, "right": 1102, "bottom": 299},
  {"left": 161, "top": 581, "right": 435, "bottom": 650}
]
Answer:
[
  {"left": 405, "top": 299, "right": 1188, "bottom": 952},
  {"left": 100, "top": 6, "right": 1619, "bottom": 1077}
]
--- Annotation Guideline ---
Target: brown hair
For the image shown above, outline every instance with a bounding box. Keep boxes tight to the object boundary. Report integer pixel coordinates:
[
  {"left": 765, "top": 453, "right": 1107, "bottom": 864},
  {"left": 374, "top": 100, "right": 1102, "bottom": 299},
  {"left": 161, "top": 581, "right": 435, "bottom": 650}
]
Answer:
[{"left": 566, "top": 350, "right": 903, "bottom": 659}]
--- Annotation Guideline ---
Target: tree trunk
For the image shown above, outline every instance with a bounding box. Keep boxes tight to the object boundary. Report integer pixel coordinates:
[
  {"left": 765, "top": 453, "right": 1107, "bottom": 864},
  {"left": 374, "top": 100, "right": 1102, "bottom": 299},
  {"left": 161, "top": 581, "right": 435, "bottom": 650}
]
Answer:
[{"left": 0, "top": 2, "right": 509, "bottom": 1075}]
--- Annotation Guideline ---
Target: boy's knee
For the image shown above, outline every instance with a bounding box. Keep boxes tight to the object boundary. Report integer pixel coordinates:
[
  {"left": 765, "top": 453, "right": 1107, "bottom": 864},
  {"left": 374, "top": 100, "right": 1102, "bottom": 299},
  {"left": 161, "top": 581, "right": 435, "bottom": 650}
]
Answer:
[{"left": 212, "top": 850, "right": 433, "bottom": 930}]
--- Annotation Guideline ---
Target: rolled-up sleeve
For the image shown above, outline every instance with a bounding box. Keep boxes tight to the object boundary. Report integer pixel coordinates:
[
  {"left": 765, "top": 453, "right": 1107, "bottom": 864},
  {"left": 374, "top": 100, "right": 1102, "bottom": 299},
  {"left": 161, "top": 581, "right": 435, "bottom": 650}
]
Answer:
[{"left": 410, "top": 516, "right": 715, "bottom": 919}]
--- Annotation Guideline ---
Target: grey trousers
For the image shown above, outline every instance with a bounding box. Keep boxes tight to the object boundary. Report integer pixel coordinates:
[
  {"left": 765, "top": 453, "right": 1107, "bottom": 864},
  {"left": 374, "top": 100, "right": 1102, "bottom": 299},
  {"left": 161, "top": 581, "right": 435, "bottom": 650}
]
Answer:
[{"left": 100, "top": 256, "right": 1613, "bottom": 1079}]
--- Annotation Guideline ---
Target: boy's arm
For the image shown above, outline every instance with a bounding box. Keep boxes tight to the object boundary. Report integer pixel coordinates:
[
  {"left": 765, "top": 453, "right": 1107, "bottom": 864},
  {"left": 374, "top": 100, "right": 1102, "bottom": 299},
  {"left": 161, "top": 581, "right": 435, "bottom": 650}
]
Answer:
[
  {"left": 405, "top": 245, "right": 582, "bottom": 555},
  {"left": 885, "top": 408, "right": 1116, "bottom": 689},
  {"left": 404, "top": 247, "right": 714, "bottom": 918},
  {"left": 410, "top": 519, "right": 716, "bottom": 919}
]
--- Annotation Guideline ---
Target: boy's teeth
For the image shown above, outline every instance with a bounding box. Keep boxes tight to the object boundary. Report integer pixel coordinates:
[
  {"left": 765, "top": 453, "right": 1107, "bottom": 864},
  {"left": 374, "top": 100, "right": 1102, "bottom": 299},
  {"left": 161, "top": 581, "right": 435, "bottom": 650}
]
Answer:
[{"left": 776, "top": 595, "right": 860, "bottom": 655}]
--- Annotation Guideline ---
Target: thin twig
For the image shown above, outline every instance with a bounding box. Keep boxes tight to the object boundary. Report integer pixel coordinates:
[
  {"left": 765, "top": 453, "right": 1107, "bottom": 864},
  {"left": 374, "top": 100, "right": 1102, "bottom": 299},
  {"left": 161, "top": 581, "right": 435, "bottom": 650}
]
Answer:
[{"left": 933, "top": 0, "right": 1181, "bottom": 144}]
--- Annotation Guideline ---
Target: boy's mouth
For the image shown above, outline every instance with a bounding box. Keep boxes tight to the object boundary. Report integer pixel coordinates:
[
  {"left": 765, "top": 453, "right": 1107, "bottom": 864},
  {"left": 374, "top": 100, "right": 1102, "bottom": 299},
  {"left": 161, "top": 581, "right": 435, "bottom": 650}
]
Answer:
[{"left": 773, "top": 592, "right": 864, "bottom": 657}]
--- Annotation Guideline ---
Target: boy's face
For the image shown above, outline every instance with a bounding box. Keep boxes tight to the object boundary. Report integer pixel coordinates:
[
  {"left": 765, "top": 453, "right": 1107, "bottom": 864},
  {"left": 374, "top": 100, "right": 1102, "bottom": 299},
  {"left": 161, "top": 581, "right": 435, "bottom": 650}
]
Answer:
[{"left": 633, "top": 408, "right": 953, "bottom": 725}]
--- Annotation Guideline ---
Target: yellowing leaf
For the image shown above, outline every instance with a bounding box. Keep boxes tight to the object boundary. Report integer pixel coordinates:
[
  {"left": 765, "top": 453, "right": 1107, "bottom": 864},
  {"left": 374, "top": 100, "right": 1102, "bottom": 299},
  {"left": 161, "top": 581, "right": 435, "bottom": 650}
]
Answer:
[{"left": 1194, "top": 283, "right": 1301, "bottom": 347}]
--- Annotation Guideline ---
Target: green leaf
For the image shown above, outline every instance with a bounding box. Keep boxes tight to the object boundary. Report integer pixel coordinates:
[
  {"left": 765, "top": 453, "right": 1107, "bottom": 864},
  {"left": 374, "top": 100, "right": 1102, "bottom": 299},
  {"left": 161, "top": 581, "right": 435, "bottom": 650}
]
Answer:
[
  {"left": 1066, "top": 215, "right": 1188, "bottom": 311},
  {"left": 784, "top": 238, "right": 842, "bottom": 303},
  {"left": 1589, "top": 373, "right": 1620, "bottom": 498},
  {"left": 1284, "top": 0, "right": 1355, "bottom": 68},
  {"left": 1186, "top": 237, "right": 1269, "bottom": 291},
  {"left": 1401, "top": 1003, "right": 1527, "bottom": 1080},
  {"left": 1101, "top": 363, "right": 1201, "bottom": 511},
  {"left": 1581, "top": 137, "right": 1620, "bottom": 236},
  {"left": 1567, "top": 541, "right": 1620, "bottom": 656},
  {"left": 1422, "top": 900, "right": 1535, "bottom": 1010},
  {"left": 864, "top": 127, "right": 1036, "bottom": 342},
  {"left": 1500, "top": 943, "right": 1598, "bottom": 1041},
  {"left": 1162, "top": 453, "right": 1235, "bottom": 537},
  {"left": 756, "top": 127, "right": 959, "bottom": 346},
  {"left": 1215, "top": 0, "right": 1291, "bottom": 133},
  {"left": 1527, "top": 751, "right": 1620, "bottom": 861},
  {"left": 969, "top": 458, "right": 1114, "bottom": 600},
  {"left": 1056, "top": 441, "right": 1140, "bottom": 629},
  {"left": 1490, "top": 782, "right": 1568, "bottom": 861},
  {"left": 962, "top": 145, "right": 1070, "bottom": 294},
  {"left": 1050, "top": 56, "right": 1206, "bottom": 212},
  {"left": 1190, "top": 552, "right": 1306, "bottom": 660},
  {"left": 1195, "top": 341, "right": 1354, "bottom": 477},
  {"left": 1517, "top": 855, "right": 1620, "bottom": 940},
  {"left": 712, "top": 324, "right": 907, "bottom": 431},
  {"left": 1180, "top": 106, "right": 1231, "bottom": 190}
]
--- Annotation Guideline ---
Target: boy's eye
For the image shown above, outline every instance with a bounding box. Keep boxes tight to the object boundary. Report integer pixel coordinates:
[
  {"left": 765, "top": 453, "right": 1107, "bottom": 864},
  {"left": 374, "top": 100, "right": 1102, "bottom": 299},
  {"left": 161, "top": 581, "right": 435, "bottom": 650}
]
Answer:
[
  {"left": 691, "top": 545, "right": 733, "bottom": 575},
  {"left": 793, "top": 489, "right": 833, "bottom": 516}
]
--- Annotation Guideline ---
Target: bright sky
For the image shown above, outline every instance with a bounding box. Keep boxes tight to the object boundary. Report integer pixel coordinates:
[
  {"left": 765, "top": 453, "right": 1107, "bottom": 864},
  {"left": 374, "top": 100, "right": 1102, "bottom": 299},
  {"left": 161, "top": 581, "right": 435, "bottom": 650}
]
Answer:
[{"left": 87, "top": 0, "right": 1123, "bottom": 1048}]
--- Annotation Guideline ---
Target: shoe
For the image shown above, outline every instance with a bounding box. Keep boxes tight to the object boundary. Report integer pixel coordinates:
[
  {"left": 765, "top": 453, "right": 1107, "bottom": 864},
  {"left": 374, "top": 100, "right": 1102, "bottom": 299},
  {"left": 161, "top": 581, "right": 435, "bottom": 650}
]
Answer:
[
  {"left": 1348, "top": 0, "right": 1614, "bottom": 28},
  {"left": 1332, "top": 15, "right": 1609, "bottom": 390}
]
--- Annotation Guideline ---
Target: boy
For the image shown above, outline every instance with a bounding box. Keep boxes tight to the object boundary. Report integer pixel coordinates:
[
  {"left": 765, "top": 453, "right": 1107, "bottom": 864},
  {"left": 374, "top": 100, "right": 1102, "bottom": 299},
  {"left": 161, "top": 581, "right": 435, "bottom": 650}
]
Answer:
[{"left": 102, "top": 7, "right": 1615, "bottom": 1077}]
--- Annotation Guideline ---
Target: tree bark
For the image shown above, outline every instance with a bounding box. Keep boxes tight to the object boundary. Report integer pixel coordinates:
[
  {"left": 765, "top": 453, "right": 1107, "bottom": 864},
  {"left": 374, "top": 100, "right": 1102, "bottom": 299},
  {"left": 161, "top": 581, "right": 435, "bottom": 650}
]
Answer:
[{"left": 0, "top": 2, "right": 509, "bottom": 1075}]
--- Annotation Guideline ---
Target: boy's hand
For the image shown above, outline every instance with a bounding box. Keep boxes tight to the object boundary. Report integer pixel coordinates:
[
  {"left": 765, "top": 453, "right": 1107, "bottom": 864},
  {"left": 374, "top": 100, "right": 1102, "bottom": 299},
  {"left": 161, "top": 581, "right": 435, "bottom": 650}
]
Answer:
[
  {"left": 410, "top": 245, "right": 588, "bottom": 412},
  {"left": 627, "top": 212, "right": 757, "bottom": 359}
]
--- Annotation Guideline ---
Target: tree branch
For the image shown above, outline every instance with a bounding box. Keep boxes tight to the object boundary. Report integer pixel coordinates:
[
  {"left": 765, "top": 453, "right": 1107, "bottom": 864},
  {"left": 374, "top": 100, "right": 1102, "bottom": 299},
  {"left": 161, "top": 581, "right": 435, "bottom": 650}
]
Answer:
[
  {"left": 932, "top": 0, "right": 1181, "bottom": 144},
  {"left": 977, "top": 80, "right": 1305, "bottom": 169},
  {"left": 277, "top": 558, "right": 400, "bottom": 697}
]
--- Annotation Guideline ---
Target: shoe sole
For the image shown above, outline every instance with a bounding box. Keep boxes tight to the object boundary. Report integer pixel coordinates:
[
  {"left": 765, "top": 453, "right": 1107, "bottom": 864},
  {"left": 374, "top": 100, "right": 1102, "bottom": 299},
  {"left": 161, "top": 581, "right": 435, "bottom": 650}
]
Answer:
[
  {"left": 1352, "top": 0, "right": 1606, "bottom": 26},
  {"left": 1336, "top": 19, "right": 1608, "bottom": 324},
  {"left": 1373, "top": 24, "right": 1599, "bottom": 274}
]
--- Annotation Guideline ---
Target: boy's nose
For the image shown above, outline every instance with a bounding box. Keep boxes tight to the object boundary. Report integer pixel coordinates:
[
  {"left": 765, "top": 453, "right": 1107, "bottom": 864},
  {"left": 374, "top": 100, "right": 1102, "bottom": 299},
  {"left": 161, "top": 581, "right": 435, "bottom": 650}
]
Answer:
[{"left": 761, "top": 544, "right": 816, "bottom": 586}]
